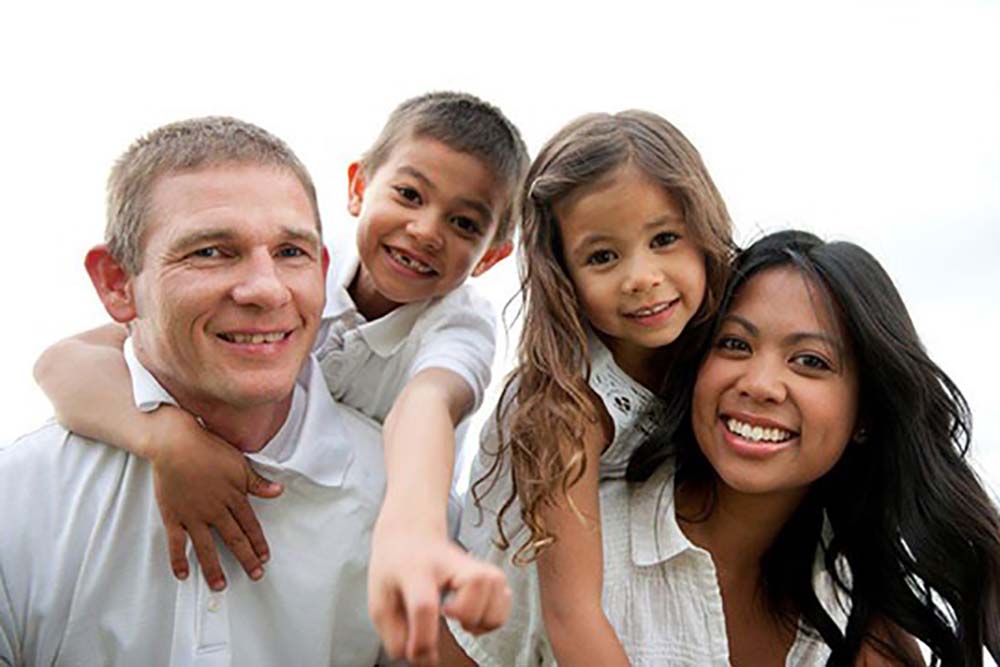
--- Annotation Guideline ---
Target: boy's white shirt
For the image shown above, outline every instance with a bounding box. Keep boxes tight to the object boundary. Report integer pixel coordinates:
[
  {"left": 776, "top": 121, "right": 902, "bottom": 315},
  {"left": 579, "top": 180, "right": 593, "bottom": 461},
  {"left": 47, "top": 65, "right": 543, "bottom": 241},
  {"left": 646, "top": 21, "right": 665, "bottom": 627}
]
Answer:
[
  {"left": 315, "top": 244, "right": 498, "bottom": 533},
  {"left": 0, "top": 339, "right": 386, "bottom": 667}
]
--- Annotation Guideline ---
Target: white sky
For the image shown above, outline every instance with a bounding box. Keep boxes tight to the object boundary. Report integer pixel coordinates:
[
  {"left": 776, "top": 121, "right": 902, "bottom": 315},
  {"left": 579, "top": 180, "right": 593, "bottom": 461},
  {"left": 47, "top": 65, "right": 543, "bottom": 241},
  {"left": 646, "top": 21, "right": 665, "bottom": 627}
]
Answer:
[{"left": 2, "top": 0, "right": 998, "bottom": 507}]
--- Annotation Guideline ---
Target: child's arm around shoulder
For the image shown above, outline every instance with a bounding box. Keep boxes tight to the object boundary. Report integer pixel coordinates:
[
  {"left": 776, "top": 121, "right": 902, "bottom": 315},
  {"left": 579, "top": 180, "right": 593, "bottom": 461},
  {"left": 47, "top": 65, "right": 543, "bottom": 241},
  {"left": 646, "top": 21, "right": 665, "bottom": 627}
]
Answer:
[
  {"left": 370, "top": 367, "right": 509, "bottom": 665},
  {"left": 33, "top": 323, "right": 282, "bottom": 590},
  {"left": 536, "top": 401, "right": 631, "bottom": 667}
]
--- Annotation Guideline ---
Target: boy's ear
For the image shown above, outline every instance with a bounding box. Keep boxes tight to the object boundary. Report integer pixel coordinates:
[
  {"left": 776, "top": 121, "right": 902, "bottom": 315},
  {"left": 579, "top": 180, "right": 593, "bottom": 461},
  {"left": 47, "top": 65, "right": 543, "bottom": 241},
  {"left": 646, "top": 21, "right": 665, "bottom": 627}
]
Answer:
[
  {"left": 347, "top": 162, "right": 366, "bottom": 217},
  {"left": 472, "top": 240, "right": 513, "bottom": 277},
  {"left": 84, "top": 245, "right": 137, "bottom": 323}
]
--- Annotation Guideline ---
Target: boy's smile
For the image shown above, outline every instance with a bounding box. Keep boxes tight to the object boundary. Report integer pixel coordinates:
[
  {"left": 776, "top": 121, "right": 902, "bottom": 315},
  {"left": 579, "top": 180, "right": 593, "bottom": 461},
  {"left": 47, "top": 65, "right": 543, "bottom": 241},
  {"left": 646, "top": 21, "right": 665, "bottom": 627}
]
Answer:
[{"left": 347, "top": 136, "right": 510, "bottom": 320}]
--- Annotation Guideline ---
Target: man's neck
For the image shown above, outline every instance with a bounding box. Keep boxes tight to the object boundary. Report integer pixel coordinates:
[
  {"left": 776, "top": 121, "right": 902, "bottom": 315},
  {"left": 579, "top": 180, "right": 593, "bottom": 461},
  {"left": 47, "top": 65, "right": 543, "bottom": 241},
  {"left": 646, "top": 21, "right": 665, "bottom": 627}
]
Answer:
[{"left": 185, "top": 395, "right": 293, "bottom": 453}]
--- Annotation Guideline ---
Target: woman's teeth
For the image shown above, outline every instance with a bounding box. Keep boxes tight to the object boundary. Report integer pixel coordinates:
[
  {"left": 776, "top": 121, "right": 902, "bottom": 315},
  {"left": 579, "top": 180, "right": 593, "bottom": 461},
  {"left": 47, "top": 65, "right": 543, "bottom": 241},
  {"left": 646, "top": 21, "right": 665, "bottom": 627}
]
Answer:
[
  {"left": 388, "top": 247, "right": 434, "bottom": 274},
  {"left": 726, "top": 418, "right": 793, "bottom": 443}
]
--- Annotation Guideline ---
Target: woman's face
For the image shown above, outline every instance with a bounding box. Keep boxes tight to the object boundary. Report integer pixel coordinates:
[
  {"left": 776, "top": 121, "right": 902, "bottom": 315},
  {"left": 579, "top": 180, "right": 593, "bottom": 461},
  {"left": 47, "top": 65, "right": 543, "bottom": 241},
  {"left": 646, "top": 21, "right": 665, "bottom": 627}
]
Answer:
[{"left": 692, "top": 266, "right": 860, "bottom": 498}]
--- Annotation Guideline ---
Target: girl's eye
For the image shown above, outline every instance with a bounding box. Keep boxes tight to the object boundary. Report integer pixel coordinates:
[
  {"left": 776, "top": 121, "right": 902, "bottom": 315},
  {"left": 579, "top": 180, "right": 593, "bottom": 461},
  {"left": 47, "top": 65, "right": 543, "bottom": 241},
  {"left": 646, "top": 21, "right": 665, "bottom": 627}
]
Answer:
[
  {"left": 716, "top": 335, "right": 750, "bottom": 354},
  {"left": 792, "top": 353, "right": 832, "bottom": 371},
  {"left": 586, "top": 249, "right": 617, "bottom": 266},
  {"left": 451, "top": 216, "right": 481, "bottom": 236},
  {"left": 394, "top": 186, "right": 422, "bottom": 204},
  {"left": 651, "top": 231, "right": 680, "bottom": 249}
]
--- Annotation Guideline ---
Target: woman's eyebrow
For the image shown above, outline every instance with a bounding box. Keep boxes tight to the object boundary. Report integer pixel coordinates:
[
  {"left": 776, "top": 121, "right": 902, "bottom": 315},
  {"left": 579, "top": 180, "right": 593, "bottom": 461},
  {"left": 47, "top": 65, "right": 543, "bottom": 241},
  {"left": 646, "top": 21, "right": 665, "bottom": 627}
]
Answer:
[{"left": 721, "top": 314, "right": 757, "bottom": 335}]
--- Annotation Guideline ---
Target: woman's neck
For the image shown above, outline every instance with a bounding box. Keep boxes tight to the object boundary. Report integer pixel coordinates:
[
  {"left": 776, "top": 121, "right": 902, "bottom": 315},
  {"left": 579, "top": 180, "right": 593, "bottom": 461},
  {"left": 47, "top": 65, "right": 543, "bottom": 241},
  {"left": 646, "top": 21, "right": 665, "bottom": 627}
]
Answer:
[{"left": 676, "top": 477, "right": 806, "bottom": 577}]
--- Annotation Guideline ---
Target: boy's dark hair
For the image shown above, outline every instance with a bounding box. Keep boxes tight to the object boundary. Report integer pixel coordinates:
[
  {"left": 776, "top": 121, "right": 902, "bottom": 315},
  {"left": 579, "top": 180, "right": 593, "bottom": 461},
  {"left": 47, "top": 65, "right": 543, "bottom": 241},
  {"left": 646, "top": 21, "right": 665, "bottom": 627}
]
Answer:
[{"left": 361, "top": 91, "right": 529, "bottom": 244}]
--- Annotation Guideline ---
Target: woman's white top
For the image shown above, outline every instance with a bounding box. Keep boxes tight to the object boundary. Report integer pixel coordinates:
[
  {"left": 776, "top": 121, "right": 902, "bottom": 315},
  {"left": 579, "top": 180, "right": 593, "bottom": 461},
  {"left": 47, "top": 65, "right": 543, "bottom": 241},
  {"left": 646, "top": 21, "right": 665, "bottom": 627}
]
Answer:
[{"left": 449, "top": 337, "right": 849, "bottom": 665}]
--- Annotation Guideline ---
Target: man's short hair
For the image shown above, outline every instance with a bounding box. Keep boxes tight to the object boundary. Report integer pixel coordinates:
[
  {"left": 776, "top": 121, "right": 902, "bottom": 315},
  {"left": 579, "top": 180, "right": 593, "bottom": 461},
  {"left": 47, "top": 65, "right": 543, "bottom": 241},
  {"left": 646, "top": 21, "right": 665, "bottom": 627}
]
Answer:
[
  {"left": 107, "top": 116, "right": 321, "bottom": 274},
  {"left": 361, "top": 91, "right": 529, "bottom": 245}
]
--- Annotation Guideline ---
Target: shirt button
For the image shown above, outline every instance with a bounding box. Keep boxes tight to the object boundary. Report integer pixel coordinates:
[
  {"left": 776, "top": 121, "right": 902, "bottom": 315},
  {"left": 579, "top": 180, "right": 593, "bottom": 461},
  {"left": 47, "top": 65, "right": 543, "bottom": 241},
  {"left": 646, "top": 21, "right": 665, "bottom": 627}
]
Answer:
[{"left": 207, "top": 594, "right": 222, "bottom": 613}]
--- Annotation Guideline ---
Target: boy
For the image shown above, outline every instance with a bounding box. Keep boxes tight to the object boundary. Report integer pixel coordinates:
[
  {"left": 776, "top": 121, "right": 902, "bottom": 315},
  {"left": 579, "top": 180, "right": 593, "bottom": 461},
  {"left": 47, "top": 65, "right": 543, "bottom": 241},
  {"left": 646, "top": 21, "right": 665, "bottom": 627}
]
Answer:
[{"left": 34, "top": 92, "right": 530, "bottom": 664}]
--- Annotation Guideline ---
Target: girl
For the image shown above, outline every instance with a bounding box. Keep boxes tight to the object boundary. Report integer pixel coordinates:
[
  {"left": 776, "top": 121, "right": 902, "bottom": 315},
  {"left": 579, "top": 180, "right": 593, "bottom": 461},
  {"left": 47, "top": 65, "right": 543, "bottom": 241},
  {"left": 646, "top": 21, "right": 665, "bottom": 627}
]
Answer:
[
  {"left": 621, "top": 229, "right": 999, "bottom": 665},
  {"left": 443, "top": 110, "right": 735, "bottom": 665}
]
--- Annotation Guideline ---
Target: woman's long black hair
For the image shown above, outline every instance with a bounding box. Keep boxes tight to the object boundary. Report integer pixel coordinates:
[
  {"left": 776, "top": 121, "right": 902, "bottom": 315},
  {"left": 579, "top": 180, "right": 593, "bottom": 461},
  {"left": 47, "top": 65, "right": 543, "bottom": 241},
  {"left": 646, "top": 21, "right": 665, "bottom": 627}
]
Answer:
[{"left": 628, "top": 230, "right": 1000, "bottom": 666}]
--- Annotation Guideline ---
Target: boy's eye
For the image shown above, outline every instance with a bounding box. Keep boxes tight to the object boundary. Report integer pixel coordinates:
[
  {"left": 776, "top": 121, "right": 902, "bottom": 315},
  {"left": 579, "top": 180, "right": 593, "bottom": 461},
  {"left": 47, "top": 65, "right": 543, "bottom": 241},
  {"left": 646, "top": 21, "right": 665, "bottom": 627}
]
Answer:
[
  {"left": 394, "top": 186, "right": 422, "bottom": 204},
  {"left": 792, "top": 353, "right": 832, "bottom": 372},
  {"left": 651, "top": 231, "right": 680, "bottom": 248},
  {"left": 451, "top": 216, "right": 482, "bottom": 236},
  {"left": 585, "top": 249, "right": 617, "bottom": 266}
]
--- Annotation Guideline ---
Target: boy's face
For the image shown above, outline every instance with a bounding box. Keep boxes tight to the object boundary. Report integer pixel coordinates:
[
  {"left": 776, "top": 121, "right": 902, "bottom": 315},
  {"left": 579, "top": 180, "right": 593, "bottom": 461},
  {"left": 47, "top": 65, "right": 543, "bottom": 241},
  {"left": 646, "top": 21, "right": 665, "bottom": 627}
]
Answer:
[{"left": 348, "top": 136, "right": 511, "bottom": 310}]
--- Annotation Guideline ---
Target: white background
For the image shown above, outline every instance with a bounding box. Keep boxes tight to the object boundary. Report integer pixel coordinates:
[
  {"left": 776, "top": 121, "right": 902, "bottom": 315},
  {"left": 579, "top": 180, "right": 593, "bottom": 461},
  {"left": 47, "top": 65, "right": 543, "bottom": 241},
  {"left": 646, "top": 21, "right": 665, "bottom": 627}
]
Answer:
[{"left": 1, "top": 0, "right": 998, "bottom": 600}]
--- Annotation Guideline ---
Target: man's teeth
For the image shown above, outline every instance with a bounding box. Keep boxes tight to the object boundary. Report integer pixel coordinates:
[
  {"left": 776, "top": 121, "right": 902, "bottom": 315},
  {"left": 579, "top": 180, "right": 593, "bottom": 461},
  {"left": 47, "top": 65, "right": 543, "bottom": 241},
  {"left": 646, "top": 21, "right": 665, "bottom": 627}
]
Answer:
[
  {"left": 388, "top": 247, "right": 434, "bottom": 274},
  {"left": 726, "top": 418, "right": 793, "bottom": 444},
  {"left": 220, "top": 332, "right": 287, "bottom": 344}
]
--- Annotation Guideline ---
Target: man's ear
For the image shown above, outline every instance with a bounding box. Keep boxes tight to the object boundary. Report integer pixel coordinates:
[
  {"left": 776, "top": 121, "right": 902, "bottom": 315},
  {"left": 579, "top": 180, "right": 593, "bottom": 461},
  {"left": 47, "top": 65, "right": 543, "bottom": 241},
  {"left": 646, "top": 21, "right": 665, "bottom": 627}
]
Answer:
[
  {"left": 321, "top": 245, "right": 331, "bottom": 278},
  {"left": 347, "top": 162, "right": 366, "bottom": 217},
  {"left": 472, "top": 240, "right": 513, "bottom": 277},
  {"left": 84, "top": 245, "right": 137, "bottom": 323}
]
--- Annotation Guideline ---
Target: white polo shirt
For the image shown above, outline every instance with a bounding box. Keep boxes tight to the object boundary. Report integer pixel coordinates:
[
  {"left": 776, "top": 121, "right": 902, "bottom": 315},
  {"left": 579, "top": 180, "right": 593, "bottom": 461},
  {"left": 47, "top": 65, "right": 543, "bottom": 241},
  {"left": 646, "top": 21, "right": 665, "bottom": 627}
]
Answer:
[
  {"left": 316, "top": 246, "right": 497, "bottom": 533},
  {"left": 0, "top": 342, "right": 386, "bottom": 667}
]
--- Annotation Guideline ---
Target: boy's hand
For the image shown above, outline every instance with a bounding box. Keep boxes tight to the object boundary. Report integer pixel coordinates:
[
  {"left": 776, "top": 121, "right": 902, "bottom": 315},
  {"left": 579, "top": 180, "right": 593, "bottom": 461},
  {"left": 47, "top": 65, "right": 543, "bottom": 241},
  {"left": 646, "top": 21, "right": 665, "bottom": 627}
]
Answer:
[
  {"left": 147, "top": 408, "right": 283, "bottom": 590},
  {"left": 369, "top": 521, "right": 510, "bottom": 666}
]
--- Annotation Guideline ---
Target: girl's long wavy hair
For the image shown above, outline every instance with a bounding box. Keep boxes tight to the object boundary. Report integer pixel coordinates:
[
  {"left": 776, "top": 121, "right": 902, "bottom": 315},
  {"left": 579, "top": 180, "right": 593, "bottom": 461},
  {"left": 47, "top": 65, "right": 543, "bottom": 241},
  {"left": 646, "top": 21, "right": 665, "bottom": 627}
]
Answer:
[
  {"left": 473, "top": 111, "right": 734, "bottom": 563},
  {"left": 629, "top": 230, "right": 1000, "bottom": 666}
]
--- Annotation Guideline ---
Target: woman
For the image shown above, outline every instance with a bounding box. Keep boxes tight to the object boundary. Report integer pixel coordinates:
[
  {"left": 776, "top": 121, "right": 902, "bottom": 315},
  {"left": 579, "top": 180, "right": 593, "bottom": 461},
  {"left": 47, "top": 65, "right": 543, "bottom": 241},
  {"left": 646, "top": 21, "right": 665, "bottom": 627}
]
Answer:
[{"left": 442, "top": 230, "right": 1000, "bottom": 666}]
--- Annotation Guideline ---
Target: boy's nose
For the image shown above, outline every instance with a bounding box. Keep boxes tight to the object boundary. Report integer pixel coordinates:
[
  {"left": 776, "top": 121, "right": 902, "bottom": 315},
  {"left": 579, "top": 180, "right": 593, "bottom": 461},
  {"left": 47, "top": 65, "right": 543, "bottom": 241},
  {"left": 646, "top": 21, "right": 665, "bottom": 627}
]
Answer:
[
  {"left": 231, "top": 251, "right": 292, "bottom": 309},
  {"left": 406, "top": 214, "right": 444, "bottom": 252}
]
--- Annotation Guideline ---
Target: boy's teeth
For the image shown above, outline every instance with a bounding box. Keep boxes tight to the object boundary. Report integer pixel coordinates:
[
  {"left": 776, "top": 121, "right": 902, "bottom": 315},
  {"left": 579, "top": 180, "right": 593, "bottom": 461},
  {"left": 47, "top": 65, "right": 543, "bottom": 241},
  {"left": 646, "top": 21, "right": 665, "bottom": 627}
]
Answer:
[
  {"left": 725, "top": 418, "right": 793, "bottom": 444},
  {"left": 221, "top": 332, "right": 286, "bottom": 344},
  {"left": 388, "top": 247, "right": 434, "bottom": 274}
]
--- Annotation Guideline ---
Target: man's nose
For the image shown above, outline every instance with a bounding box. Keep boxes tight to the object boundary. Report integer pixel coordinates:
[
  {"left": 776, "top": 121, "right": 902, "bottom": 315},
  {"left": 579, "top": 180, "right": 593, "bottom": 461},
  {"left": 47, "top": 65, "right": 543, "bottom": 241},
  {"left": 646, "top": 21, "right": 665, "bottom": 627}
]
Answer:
[
  {"left": 231, "top": 250, "right": 292, "bottom": 309},
  {"left": 405, "top": 213, "right": 444, "bottom": 252}
]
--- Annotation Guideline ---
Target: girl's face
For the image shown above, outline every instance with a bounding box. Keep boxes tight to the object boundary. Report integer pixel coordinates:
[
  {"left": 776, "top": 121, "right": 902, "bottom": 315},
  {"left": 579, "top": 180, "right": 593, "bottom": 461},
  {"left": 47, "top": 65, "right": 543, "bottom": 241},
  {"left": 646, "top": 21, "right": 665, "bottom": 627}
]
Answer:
[
  {"left": 692, "top": 267, "right": 860, "bottom": 499},
  {"left": 556, "top": 165, "right": 706, "bottom": 368}
]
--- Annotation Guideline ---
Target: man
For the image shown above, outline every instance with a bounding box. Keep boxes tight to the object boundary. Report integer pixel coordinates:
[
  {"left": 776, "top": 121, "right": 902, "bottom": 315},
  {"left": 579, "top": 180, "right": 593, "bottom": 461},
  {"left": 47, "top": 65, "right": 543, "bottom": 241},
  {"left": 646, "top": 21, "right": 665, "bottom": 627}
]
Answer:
[{"left": 0, "top": 117, "right": 386, "bottom": 665}]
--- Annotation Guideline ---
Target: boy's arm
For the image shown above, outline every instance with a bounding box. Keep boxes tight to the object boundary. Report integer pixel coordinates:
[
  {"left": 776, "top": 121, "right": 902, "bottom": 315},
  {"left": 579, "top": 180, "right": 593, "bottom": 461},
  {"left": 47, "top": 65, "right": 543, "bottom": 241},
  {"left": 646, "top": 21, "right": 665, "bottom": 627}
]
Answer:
[
  {"left": 536, "top": 420, "right": 630, "bottom": 667},
  {"left": 33, "top": 324, "right": 281, "bottom": 588},
  {"left": 370, "top": 368, "right": 509, "bottom": 666}
]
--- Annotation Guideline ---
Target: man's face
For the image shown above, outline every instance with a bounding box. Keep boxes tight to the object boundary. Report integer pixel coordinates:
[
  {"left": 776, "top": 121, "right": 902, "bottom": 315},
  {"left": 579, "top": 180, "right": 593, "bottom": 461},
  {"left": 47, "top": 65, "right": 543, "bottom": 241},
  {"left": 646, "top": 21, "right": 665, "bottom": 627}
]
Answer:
[{"left": 127, "top": 163, "right": 328, "bottom": 412}]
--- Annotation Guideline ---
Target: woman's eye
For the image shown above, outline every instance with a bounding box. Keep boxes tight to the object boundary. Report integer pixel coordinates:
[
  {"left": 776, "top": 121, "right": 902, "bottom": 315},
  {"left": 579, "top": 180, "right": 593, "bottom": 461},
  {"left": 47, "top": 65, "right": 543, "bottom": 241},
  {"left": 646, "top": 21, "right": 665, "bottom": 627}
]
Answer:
[
  {"left": 586, "top": 249, "right": 617, "bottom": 266},
  {"left": 793, "top": 353, "right": 832, "bottom": 371},
  {"left": 394, "top": 186, "right": 422, "bottom": 204},
  {"left": 651, "top": 231, "right": 679, "bottom": 248},
  {"left": 451, "top": 216, "right": 481, "bottom": 236},
  {"left": 716, "top": 335, "right": 750, "bottom": 353}
]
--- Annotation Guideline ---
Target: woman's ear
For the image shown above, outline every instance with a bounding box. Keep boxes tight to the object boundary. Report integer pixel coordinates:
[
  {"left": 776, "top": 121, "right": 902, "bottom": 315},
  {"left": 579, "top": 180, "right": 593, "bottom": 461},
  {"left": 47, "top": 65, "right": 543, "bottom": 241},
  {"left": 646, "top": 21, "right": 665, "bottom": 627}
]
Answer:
[{"left": 84, "top": 245, "right": 137, "bottom": 323}]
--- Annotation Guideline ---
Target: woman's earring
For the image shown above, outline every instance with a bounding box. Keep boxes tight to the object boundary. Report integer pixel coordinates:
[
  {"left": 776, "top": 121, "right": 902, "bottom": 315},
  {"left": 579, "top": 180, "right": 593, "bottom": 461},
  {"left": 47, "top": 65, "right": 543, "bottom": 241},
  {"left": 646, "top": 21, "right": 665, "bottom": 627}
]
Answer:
[{"left": 852, "top": 427, "right": 868, "bottom": 444}]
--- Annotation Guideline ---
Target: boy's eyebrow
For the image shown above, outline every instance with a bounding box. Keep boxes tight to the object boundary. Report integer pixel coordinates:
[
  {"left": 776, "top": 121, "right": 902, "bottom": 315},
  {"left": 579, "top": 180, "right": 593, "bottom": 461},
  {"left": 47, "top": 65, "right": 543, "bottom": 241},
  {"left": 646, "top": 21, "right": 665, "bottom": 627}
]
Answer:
[{"left": 397, "top": 165, "right": 495, "bottom": 222}]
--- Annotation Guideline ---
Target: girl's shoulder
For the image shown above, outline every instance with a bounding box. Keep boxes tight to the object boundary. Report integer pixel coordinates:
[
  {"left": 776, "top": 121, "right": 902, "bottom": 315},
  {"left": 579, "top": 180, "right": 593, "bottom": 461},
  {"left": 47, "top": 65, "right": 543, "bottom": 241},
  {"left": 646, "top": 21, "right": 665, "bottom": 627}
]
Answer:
[{"left": 587, "top": 333, "right": 668, "bottom": 477}]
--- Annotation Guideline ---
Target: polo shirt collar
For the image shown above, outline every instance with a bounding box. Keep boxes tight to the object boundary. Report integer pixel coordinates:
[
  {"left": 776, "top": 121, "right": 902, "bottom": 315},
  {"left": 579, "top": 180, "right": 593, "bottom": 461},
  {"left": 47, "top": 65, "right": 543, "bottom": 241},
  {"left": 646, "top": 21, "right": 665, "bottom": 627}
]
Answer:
[
  {"left": 322, "top": 244, "right": 433, "bottom": 357},
  {"left": 124, "top": 339, "right": 354, "bottom": 487},
  {"left": 630, "top": 461, "right": 697, "bottom": 566}
]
